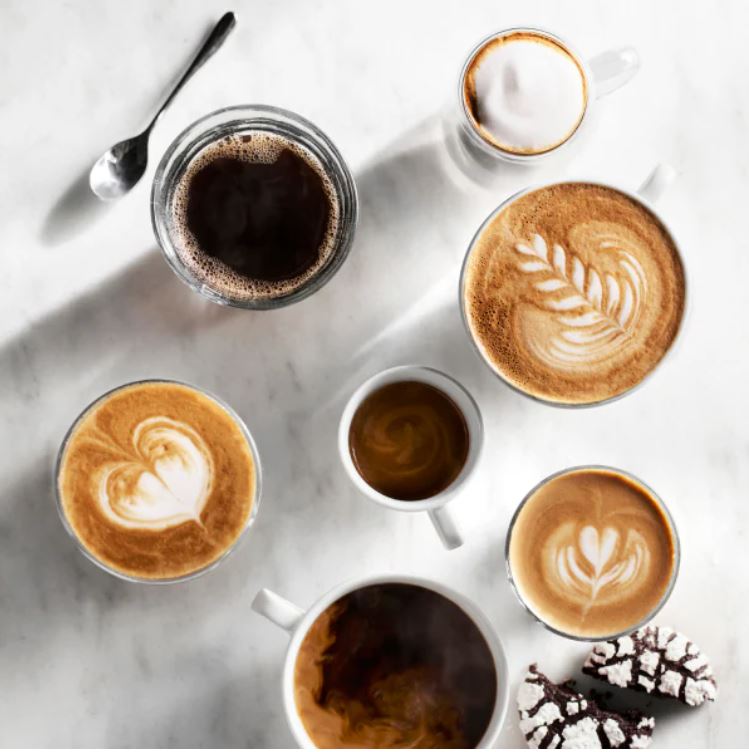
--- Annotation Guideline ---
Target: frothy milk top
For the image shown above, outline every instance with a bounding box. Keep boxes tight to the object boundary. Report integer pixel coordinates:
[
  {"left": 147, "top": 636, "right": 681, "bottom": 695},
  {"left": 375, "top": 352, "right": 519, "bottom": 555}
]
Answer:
[
  {"left": 464, "top": 32, "right": 587, "bottom": 155},
  {"left": 58, "top": 382, "right": 256, "bottom": 580}
]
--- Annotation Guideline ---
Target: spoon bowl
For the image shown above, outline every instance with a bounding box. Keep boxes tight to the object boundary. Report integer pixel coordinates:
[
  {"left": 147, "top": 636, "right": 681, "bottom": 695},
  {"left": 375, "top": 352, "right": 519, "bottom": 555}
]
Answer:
[{"left": 90, "top": 132, "right": 150, "bottom": 200}]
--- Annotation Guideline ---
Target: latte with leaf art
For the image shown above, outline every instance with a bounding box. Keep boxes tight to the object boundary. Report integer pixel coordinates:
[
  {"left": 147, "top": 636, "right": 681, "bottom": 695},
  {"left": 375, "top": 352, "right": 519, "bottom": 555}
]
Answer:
[
  {"left": 463, "top": 183, "right": 685, "bottom": 404},
  {"left": 507, "top": 468, "right": 678, "bottom": 639},
  {"left": 57, "top": 381, "right": 257, "bottom": 580}
]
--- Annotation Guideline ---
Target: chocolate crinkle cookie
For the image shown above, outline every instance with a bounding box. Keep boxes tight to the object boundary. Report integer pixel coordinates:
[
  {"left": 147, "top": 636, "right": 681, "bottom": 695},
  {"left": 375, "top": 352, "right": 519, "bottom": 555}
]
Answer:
[
  {"left": 583, "top": 626, "right": 717, "bottom": 707},
  {"left": 517, "top": 664, "right": 655, "bottom": 749}
]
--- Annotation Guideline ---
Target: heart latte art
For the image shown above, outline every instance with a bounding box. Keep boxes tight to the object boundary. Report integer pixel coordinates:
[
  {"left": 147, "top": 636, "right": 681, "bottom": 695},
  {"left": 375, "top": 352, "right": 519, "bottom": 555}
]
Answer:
[
  {"left": 463, "top": 183, "right": 685, "bottom": 404},
  {"left": 58, "top": 382, "right": 257, "bottom": 580},
  {"left": 508, "top": 469, "right": 677, "bottom": 638},
  {"left": 97, "top": 416, "right": 213, "bottom": 531}
]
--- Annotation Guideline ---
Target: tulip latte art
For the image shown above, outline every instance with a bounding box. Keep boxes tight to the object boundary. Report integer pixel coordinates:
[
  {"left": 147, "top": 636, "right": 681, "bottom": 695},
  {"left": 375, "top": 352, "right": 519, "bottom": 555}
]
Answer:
[
  {"left": 508, "top": 468, "right": 677, "bottom": 638},
  {"left": 57, "top": 382, "right": 256, "bottom": 580},
  {"left": 463, "top": 183, "right": 685, "bottom": 404}
]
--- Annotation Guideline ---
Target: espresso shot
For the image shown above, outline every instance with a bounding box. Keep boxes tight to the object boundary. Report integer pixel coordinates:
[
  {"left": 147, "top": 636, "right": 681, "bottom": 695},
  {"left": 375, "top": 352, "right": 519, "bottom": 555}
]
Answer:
[
  {"left": 294, "top": 583, "right": 497, "bottom": 748},
  {"left": 348, "top": 381, "right": 470, "bottom": 500}
]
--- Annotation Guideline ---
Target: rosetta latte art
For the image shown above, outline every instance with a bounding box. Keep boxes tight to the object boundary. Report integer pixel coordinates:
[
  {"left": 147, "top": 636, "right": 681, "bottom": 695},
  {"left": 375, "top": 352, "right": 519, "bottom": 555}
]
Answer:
[
  {"left": 514, "top": 231, "right": 647, "bottom": 370},
  {"left": 96, "top": 416, "right": 214, "bottom": 531},
  {"left": 547, "top": 523, "right": 649, "bottom": 610}
]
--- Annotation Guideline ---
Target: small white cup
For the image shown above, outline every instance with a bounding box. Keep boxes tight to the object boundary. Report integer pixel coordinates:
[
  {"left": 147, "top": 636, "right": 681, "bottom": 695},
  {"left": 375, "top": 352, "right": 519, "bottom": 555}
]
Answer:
[
  {"left": 447, "top": 27, "right": 640, "bottom": 181},
  {"left": 338, "top": 365, "right": 483, "bottom": 549},
  {"left": 252, "top": 574, "right": 510, "bottom": 749}
]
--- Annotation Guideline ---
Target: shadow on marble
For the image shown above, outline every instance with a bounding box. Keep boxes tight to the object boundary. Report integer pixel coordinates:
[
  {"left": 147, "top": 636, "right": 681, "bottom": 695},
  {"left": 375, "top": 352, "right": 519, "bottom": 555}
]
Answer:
[{"left": 39, "top": 164, "right": 114, "bottom": 247}]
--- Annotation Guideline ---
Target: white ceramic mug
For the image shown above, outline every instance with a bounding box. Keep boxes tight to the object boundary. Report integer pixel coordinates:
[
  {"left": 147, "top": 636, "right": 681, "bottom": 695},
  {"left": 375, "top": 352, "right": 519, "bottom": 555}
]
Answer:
[
  {"left": 252, "top": 574, "right": 510, "bottom": 748},
  {"left": 459, "top": 163, "right": 686, "bottom": 407},
  {"left": 456, "top": 26, "right": 641, "bottom": 166},
  {"left": 338, "top": 365, "right": 483, "bottom": 549}
]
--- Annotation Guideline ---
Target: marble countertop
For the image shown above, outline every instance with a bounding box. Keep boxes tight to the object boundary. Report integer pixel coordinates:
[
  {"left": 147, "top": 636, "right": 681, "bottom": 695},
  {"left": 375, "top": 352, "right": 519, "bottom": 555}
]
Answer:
[{"left": 1, "top": 0, "right": 747, "bottom": 747}]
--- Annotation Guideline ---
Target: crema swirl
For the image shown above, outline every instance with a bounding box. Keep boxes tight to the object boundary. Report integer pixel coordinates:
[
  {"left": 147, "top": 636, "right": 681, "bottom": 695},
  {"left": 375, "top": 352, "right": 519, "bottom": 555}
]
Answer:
[
  {"left": 508, "top": 468, "right": 677, "bottom": 638},
  {"left": 463, "top": 183, "right": 686, "bottom": 404},
  {"left": 57, "top": 381, "right": 257, "bottom": 580}
]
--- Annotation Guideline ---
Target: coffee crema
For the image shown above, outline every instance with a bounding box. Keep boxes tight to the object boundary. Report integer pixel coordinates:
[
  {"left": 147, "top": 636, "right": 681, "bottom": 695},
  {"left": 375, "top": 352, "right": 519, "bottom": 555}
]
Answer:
[
  {"left": 170, "top": 131, "right": 340, "bottom": 303},
  {"left": 294, "top": 583, "right": 497, "bottom": 748},
  {"left": 57, "top": 382, "right": 256, "bottom": 580},
  {"left": 348, "top": 381, "right": 469, "bottom": 500},
  {"left": 508, "top": 468, "right": 677, "bottom": 638},
  {"left": 463, "top": 31, "right": 587, "bottom": 155},
  {"left": 463, "top": 183, "right": 686, "bottom": 404}
]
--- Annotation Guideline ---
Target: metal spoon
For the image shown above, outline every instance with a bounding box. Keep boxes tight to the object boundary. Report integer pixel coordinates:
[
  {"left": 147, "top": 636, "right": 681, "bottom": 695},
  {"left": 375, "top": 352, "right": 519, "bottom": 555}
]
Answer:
[{"left": 90, "top": 11, "right": 237, "bottom": 201}]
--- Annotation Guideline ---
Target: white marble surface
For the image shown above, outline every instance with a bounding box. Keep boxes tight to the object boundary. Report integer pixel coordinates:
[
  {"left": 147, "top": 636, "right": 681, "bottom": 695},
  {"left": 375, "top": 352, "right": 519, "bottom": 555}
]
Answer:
[{"left": 1, "top": 0, "right": 747, "bottom": 747}]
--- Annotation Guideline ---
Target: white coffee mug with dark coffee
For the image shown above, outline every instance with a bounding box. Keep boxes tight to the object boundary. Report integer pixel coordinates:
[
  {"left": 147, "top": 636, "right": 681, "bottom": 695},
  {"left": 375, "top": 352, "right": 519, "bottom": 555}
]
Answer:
[
  {"left": 449, "top": 27, "right": 639, "bottom": 175},
  {"left": 338, "top": 365, "right": 483, "bottom": 549},
  {"left": 461, "top": 164, "right": 686, "bottom": 407},
  {"left": 252, "top": 574, "right": 510, "bottom": 748}
]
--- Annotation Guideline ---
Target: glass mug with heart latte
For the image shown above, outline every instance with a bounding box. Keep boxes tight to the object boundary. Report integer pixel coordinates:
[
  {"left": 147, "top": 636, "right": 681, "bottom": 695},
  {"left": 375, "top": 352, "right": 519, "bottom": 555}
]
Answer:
[
  {"left": 506, "top": 466, "right": 680, "bottom": 640},
  {"left": 460, "top": 164, "right": 687, "bottom": 406},
  {"left": 55, "top": 380, "right": 261, "bottom": 582}
]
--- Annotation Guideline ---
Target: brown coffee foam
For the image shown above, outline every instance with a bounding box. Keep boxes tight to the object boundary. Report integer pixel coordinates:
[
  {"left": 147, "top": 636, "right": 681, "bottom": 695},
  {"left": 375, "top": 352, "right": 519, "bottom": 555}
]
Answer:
[
  {"left": 463, "top": 183, "right": 686, "bottom": 404},
  {"left": 169, "top": 132, "right": 341, "bottom": 302},
  {"left": 57, "top": 382, "right": 255, "bottom": 580},
  {"left": 463, "top": 32, "right": 588, "bottom": 155},
  {"left": 294, "top": 584, "right": 497, "bottom": 748},
  {"left": 508, "top": 469, "right": 677, "bottom": 638}
]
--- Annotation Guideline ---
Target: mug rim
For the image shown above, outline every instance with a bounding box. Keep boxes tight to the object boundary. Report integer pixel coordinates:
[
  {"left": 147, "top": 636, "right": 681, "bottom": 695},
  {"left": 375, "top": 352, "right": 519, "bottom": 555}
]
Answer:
[
  {"left": 150, "top": 103, "right": 359, "bottom": 310},
  {"left": 457, "top": 26, "right": 594, "bottom": 163},
  {"left": 337, "top": 365, "right": 484, "bottom": 511},
  {"left": 458, "top": 176, "right": 689, "bottom": 408},
  {"left": 53, "top": 378, "right": 263, "bottom": 584},
  {"left": 278, "top": 572, "right": 510, "bottom": 749},
  {"left": 504, "top": 464, "right": 681, "bottom": 642}
]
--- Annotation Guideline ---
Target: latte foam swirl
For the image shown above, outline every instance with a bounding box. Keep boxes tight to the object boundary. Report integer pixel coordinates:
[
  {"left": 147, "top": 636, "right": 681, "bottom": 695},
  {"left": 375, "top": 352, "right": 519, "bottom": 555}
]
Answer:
[
  {"left": 57, "top": 382, "right": 256, "bottom": 580},
  {"left": 508, "top": 469, "right": 677, "bottom": 637},
  {"left": 463, "top": 183, "right": 685, "bottom": 404},
  {"left": 97, "top": 416, "right": 213, "bottom": 531}
]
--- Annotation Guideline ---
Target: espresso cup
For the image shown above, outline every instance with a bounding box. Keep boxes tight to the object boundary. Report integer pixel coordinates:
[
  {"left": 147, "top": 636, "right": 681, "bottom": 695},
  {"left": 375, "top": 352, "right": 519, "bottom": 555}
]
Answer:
[
  {"left": 460, "top": 164, "right": 687, "bottom": 407},
  {"left": 338, "top": 365, "right": 483, "bottom": 549},
  {"left": 505, "top": 465, "right": 680, "bottom": 641},
  {"left": 54, "top": 379, "right": 262, "bottom": 583},
  {"left": 151, "top": 105, "right": 358, "bottom": 309},
  {"left": 252, "top": 574, "right": 510, "bottom": 748},
  {"left": 455, "top": 27, "right": 640, "bottom": 167}
]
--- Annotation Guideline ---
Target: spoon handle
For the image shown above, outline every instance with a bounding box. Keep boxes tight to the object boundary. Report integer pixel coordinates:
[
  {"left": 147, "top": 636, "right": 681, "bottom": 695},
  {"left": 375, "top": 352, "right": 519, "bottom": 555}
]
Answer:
[{"left": 148, "top": 11, "right": 236, "bottom": 131}]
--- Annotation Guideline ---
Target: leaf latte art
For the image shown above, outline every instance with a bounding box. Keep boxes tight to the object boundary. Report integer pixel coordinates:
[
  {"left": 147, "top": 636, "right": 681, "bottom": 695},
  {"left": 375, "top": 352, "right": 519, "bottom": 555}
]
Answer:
[
  {"left": 57, "top": 382, "right": 256, "bottom": 580},
  {"left": 508, "top": 469, "right": 677, "bottom": 638},
  {"left": 463, "top": 183, "right": 685, "bottom": 404}
]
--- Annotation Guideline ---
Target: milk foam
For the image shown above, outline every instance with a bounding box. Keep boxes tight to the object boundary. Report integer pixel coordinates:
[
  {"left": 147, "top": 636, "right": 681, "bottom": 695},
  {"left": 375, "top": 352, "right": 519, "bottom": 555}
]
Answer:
[
  {"left": 97, "top": 416, "right": 213, "bottom": 531},
  {"left": 467, "top": 34, "right": 586, "bottom": 154}
]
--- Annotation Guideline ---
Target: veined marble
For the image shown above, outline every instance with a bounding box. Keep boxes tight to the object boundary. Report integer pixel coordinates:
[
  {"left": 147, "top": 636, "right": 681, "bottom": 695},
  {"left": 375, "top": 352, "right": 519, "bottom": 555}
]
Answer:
[{"left": 0, "top": 0, "right": 747, "bottom": 747}]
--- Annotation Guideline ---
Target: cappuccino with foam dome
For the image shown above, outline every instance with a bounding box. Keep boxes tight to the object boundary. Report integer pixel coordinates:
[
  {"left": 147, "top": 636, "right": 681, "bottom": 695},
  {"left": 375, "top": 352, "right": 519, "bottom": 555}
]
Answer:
[
  {"left": 463, "top": 183, "right": 686, "bottom": 405},
  {"left": 57, "top": 381, "right": 257, "bottom": 580}
]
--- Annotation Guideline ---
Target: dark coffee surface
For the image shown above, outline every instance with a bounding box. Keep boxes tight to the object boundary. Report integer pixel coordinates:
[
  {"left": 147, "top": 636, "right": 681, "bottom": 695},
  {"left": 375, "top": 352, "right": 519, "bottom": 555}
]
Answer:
[
  {"left": 170, "top": 132, "right": 340, "bottom": 302},
  {"left": 349, "top": 381, "right": 469, "bottom": 501},
  {"left": 185, "top": 148, "right": 330, "bottom": 282},
  {"left": 294, "top": 584, "right": 497, "bottom": 748}
]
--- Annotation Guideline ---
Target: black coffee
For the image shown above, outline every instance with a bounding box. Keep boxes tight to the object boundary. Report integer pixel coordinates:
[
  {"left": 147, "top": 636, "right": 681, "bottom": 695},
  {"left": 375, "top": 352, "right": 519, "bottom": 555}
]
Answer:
[
  {"left": 171, "top": 132, "right": 339, "bottom": 301},
  {"left": 294, "top": 584, "right": 498, "bottom": 748}
]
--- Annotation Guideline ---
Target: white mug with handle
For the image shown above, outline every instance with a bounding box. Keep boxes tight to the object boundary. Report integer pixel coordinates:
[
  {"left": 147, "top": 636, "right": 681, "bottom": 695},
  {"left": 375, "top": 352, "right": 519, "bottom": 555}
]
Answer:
[
  {"left": 338, "top": 365, "right": 483, "bottom": 550},
  {"left": 454, "top": 26, "right": 641, "bottom": 168},
  {"left": 252, "top": 573, "right": 510, "bottom": 749}
]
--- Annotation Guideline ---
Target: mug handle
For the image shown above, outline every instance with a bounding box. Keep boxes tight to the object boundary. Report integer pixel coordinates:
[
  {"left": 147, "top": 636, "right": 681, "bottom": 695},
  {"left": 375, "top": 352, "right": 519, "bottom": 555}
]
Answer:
[
  {"left": 637, "top": 163, "right": 678, "bottom": 204},
  {"left": 589, "top": 47, "right": 640, "bottom": 98},
  {"left": 252, "top": 588, "right": 305, "bottom": 633},
  {"left": 428, "top": 505, "right": 463, "bottom": 550}
]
